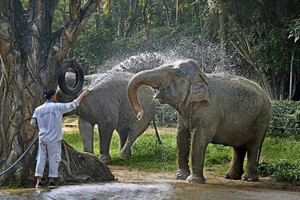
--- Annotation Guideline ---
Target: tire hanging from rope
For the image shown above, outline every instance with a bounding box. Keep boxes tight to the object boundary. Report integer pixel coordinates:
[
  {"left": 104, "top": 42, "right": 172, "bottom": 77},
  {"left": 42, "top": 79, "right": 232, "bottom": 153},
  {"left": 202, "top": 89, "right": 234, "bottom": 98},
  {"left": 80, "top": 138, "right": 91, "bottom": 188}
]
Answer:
[{"left": 58, "top": 59, "right": 84, "bottom": 95}]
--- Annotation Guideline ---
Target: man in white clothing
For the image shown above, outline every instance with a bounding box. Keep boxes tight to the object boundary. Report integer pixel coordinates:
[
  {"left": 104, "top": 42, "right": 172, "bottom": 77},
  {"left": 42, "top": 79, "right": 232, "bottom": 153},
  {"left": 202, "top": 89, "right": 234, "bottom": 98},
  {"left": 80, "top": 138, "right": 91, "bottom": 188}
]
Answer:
[{"left": 31, "top": 88, "right": 89, "bottom": 188}]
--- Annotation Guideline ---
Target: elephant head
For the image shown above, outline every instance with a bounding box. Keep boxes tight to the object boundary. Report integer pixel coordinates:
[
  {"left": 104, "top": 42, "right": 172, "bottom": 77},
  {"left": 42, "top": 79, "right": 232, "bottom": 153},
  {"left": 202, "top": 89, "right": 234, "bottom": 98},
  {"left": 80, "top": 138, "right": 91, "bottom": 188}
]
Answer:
[{"left": 128, "top": 59, "right": 210, "bottom": 120}]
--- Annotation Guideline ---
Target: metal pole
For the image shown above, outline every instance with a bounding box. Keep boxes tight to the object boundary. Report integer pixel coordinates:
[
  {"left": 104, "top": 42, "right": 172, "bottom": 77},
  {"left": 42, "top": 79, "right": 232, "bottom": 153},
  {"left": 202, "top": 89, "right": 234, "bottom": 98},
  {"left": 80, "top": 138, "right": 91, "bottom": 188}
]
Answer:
[{"left": 289, "top": 51, "right": 294, "bottom": 100}]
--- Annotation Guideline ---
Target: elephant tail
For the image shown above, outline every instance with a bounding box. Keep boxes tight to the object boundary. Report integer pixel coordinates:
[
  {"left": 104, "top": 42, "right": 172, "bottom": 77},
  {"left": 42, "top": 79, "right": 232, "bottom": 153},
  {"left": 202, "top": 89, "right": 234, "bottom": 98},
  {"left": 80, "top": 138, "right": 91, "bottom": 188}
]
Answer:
[{"left": 152, "top": 116, "right": 162, "bottom": 145}]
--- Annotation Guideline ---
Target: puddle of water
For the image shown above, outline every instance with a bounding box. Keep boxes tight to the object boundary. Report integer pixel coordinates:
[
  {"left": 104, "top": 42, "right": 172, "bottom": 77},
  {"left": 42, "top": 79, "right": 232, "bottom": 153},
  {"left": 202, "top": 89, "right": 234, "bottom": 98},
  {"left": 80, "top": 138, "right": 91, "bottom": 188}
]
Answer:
[{"left": 1, "top": 182, "right": 300, "bottom": 200}]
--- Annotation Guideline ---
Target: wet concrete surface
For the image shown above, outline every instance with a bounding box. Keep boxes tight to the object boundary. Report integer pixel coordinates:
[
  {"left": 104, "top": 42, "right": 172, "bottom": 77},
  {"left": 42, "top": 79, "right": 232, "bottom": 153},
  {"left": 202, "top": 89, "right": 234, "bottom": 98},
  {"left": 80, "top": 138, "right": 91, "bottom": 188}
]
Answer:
[
  {"left": 1, "top": 165, "right": 299, "bottom": 200},
  {"left": 1, "top": 182, "right": 300, "bottom": 200}
]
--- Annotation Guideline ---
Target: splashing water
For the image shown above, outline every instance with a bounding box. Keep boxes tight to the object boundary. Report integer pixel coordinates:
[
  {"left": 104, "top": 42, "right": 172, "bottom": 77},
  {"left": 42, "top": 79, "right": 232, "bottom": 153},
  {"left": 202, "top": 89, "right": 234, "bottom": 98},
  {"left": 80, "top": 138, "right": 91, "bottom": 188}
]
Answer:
[
  {"left": 87, "top": 52, "right": 178, "bottom": 91},
  {"left": 87, "top": 38, "right": 245, "bottom": 91},
  {"left": 88, "top": 72, "right": 116, "bottom": 91}
]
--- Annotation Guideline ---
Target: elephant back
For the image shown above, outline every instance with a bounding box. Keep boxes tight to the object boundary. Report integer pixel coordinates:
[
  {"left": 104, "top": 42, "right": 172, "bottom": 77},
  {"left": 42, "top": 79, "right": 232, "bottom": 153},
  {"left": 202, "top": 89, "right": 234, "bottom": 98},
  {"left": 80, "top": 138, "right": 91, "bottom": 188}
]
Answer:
[{"left": 206, "top": 73, "right": 271, "bottom": 132}]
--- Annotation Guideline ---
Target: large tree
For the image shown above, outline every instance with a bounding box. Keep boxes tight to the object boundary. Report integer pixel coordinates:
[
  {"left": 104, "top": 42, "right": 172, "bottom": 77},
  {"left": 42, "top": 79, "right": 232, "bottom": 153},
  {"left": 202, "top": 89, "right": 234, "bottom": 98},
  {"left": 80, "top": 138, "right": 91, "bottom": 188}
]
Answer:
[{"left": 0, "top": 0, "right": 114, "bottom": 187}]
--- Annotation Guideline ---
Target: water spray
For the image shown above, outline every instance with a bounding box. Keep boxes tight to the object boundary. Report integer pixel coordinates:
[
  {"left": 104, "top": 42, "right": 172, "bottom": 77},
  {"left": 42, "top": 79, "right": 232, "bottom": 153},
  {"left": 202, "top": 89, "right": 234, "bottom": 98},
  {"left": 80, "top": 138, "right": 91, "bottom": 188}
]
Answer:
[{"left": 86, "top": 39, "right": 244, "bottom": 92}]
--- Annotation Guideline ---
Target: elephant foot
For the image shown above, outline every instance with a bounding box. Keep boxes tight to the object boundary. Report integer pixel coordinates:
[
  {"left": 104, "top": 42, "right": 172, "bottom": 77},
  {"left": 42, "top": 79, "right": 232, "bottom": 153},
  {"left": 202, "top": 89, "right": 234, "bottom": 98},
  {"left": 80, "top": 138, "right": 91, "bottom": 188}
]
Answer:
[
  {"left": 242, "top": 171, "right": 259, "bottom": 181},
  {"left": 119, "top": 150, "right": 132, "bottom": 159},
  {"left": 175, "top": 170, "right": 190, "bottom": 180},
  {"left": 225, "top": 170, "right": 242, "bottom": 180},
  {"left": 186, "top": 174, "right": 206, "bottom": 184},
  {"left": 100, "top": 154, "right": 111, "bottom": 161}
]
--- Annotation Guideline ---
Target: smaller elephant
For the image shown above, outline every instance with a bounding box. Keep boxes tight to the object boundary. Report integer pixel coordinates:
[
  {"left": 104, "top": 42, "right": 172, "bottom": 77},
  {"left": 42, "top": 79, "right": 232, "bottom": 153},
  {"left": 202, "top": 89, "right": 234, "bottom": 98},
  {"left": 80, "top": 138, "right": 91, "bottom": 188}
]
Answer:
[
  {"left": 128, "top": 59, "right": 272, "bottom": 184},
  {"left": 57, "top": 72, "right": 158, "bottom": 160}
]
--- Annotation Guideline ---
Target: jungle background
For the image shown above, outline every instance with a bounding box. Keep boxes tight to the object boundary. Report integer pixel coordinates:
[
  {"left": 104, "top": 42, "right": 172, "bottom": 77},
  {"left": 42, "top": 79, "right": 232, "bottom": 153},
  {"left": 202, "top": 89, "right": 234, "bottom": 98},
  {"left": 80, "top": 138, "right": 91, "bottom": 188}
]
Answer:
[
  {"left": 50, "top": 0, "right": 300, "bottom": 186},
  {"left": 66, "top": 0, "right": 300, "bottom": 101},
  {"left": 0, "top": 0, "right": 299, "bottom": 188}
]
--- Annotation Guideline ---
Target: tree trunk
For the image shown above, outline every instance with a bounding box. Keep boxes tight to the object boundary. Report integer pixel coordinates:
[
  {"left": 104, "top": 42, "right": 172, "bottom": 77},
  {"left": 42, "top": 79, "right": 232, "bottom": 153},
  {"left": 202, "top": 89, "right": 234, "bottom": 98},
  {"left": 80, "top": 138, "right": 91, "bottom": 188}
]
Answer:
[
  {"left": 95, "top": 6, "right": 101, "bottom": 30},
  {"left": 175, "top": 0, "right": 181, "bottom": 25},
  {"left": 219, "top": 7, "right": 228, "bottom": 70},
  {"left": 124, "top": 0, "right": 139, "bottom": 37},
  {"left": 162, "top": 0, "right": 172, "bottom": 27},
  {"left": 0, "top": 0, "right": 114, "bottom": 187},
  {"left": 142, "top": 0, "right": 150, "bottom": 41},
  {"left": 117, "top": 1, "right": 124, "bottom": 37}
]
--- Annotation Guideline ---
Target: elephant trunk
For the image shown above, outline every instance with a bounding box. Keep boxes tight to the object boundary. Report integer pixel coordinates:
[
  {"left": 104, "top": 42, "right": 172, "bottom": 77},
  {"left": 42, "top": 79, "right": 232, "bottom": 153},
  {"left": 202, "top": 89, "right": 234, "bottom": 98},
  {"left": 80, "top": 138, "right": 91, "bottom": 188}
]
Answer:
[{"left": 127, "top": 70, "right": 161, "bottom": 120}]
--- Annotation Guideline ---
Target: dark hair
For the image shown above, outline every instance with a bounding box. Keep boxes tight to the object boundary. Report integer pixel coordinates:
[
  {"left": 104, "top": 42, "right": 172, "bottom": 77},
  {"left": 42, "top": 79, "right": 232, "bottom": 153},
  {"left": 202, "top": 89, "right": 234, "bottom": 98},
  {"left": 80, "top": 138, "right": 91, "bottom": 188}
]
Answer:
[{"left": 44, "top": 89, "right": 56, "bottom": 99}]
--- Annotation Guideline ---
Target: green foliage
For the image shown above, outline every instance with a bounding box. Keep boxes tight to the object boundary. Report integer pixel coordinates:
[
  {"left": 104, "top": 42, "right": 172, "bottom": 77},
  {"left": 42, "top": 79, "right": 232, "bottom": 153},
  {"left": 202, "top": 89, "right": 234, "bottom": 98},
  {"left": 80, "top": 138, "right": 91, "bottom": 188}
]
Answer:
[
  {"left": 268, "top": 100, "right": 300, "bottom": 135},
  {"left": 155, "top": 104, "right": 178, "bottom": 124},
  {"left": 72, "top": 22, "right": 206, "bottom": 73},
  {"left": 224, "top": 0, "right": 300, "bottom": 99},
  {"left": 252, "top": 27, "right": 292, "bottom": 74},
  {"left": 63, "top": 131, "right": 84, "bottom": 151},
  {"left": 47, "top": 0, "right": 300, "bottom": 100},
  {"left": 52, "top": 1, "right": 69, "bottom": 32},
  {"left": 289, "top": 17, "right": 300, "bottom": 42},
  {"left": 72, "top": 28, "right": 115, "bottom": 74},
  {"left": 258, "top": 137, "right": 300, "bottom": 183},
  {"left": 227, "top": 0, "right": 300, "bottom": 70},
  {"left": 205, "top": 144, "right": 232, "bottom": 166},
  {"left": 258, "top": 161, "right": 300, "bottom": 183},
  {"left": 261, "top": 137, "right": 300, "bottom": 161}
]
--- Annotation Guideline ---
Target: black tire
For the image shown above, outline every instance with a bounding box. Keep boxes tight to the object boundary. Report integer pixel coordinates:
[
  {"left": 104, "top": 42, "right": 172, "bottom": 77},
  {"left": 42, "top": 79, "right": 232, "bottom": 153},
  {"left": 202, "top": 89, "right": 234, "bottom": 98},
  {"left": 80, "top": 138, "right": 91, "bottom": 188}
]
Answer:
[{"left": 57, "top": 59, "right": 84, "bottom": 95}]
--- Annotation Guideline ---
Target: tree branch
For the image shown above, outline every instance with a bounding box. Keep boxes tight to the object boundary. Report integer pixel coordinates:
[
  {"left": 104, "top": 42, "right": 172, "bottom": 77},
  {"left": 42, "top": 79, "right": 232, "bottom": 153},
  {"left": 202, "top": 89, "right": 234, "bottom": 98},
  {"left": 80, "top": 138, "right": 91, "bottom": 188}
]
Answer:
[
  {"left": 70, "top": 0, "right": 81, "bottom": 21},
  {"left": 53, "top": 0, "right": 102, "bottom": 61}
]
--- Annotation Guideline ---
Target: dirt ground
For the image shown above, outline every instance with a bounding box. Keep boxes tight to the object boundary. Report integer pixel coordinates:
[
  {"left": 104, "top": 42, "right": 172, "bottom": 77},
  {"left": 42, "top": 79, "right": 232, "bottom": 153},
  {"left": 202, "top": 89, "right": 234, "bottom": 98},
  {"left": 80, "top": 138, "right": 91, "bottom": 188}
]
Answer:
[{"left": 108, "top": 165, "right": 300, "bottom": 193}]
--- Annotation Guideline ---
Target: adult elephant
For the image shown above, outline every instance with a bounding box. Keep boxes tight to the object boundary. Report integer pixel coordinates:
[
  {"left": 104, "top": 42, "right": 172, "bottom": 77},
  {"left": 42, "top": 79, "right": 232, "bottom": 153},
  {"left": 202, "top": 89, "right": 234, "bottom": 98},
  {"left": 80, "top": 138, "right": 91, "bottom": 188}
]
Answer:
[
  {"left": 57, "top": 72, "right": 158, "bottom": 160},
  {"left": 127, "top": 59, "right": 272, "bottom": 184}
]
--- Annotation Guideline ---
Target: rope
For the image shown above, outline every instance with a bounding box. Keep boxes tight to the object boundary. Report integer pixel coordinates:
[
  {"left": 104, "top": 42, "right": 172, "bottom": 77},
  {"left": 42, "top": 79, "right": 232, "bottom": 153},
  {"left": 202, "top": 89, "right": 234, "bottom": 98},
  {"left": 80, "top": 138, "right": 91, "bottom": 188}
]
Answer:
[{"left": 0, "top": 136, "right": 39, "bottom": 176}]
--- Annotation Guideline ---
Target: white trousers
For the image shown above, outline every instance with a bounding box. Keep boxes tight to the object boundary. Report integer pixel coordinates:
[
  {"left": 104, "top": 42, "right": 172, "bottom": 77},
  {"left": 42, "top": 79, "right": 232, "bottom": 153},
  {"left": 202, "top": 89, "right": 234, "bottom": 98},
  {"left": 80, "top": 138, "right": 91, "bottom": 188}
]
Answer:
[{"left": 35, "top": 140, "right": 61, "bottom": 178}]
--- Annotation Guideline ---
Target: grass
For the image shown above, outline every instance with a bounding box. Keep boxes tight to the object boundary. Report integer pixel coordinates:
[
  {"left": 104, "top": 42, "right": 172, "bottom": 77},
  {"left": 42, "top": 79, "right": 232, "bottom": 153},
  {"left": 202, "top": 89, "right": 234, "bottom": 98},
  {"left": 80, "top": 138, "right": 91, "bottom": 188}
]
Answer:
[
  {"left": 258, "top": 136, "right": 300, "bottom": 183},
  {"left": 107, "top": 133, "right": 178, "bottom": 171},
  {"left": 63, "top": 129, "right": 300, "bottom": 183}
]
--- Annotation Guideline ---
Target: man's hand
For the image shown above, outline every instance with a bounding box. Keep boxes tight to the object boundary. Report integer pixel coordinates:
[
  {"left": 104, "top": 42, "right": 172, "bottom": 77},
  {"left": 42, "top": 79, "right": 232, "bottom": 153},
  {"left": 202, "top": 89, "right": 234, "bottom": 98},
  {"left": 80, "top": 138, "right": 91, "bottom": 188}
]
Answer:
[
  {"left": 76, "top": 90, "right": 89, "bottom": 103},
  {"left": 81, "top": 90, "right": 89, "bottom": 97}
]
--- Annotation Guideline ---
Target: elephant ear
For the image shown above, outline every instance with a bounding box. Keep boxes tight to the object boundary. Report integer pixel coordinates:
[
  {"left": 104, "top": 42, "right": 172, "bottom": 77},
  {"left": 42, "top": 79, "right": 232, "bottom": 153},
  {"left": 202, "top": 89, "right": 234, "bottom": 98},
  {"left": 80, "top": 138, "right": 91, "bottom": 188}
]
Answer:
[{"left": 187, "top": 71, "right": 210, "bottom": 104}]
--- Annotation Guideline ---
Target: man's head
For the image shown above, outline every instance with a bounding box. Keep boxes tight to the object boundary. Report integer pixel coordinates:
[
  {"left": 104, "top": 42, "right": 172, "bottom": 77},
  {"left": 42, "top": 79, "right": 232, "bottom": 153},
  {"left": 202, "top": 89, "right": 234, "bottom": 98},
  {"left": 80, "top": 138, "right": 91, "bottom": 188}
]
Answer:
[{"left": 44, "top": 89, "right": 56, "bottom": 101}]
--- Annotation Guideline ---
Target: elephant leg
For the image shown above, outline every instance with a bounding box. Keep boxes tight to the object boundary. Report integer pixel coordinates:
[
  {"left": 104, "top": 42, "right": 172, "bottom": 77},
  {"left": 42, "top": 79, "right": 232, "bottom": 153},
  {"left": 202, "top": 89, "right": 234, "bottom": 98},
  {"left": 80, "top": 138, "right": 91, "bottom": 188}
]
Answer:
[
  {"left": 78, "top": 117, "right": 94, "bottom": 153},
  {"left": 186, "top": 130, "right": 208, "bottom": 184},
  {"left": 242, "top": 147, "right": 260, "bottom": 181},
  {"left": 242, "top": 118, "right": 268, "bottom": 181},
  {"left": 175, "top": 125, "right": 191, "bottom": 180},
  {"left": 225, "top": 147, "right": 246, "bottom": 180},
  {"left": 118, "top": 127, "right": 130, "bottom": 151},
  {"left": 119, "top": 127, "right": 133, "bottom": 158},
  {"left": 119, "top": 139, "right": 134, "bottom": 159},
  {"left": 98, "top": 125, "right": 114, "bottom": 160},
  {"left": 242, "top": 139, "right": 265, "bottom": 181}
]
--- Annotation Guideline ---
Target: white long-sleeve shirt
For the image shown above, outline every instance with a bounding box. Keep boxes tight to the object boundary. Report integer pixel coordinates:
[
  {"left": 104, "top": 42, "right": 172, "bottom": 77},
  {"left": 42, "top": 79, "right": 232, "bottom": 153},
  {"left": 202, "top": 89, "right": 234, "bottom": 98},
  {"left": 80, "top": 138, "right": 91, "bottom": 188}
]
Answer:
[{"left": 30, "top": 100, "right": 79, "bottom": 143}]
